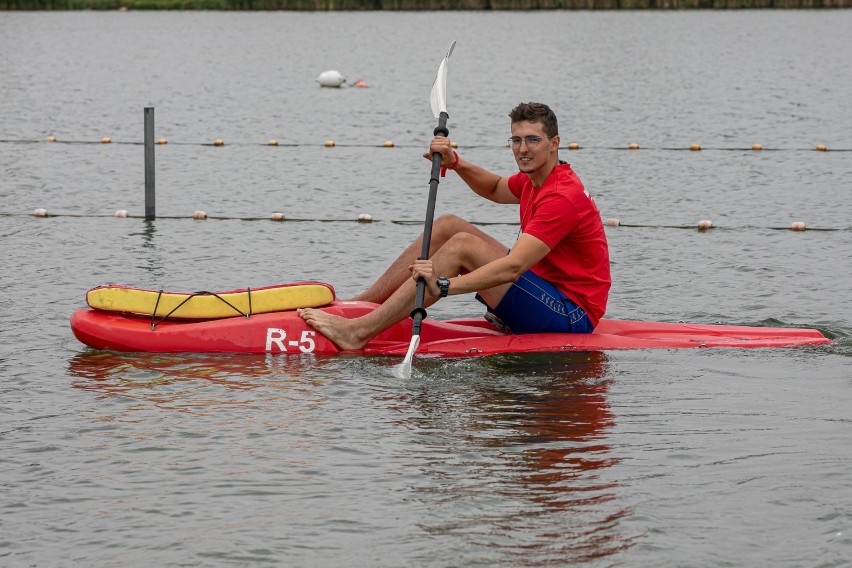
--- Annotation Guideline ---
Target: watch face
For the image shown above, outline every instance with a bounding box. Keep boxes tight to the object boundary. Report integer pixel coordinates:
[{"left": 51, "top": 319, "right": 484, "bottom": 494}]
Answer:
[{"left": 437, "top": 277, "right": 449, "bottom": 296}]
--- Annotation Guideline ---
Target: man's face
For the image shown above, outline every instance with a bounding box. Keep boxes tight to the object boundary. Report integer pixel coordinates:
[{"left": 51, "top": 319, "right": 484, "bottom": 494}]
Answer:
[{"left": 509, "top": 120, "right": 558, "bottom": 174}]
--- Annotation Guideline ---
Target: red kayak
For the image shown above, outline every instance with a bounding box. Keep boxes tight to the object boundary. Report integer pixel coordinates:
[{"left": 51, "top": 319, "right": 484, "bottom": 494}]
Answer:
[{"left": 70, "top": 299, "right": 829, "bottom": 357}]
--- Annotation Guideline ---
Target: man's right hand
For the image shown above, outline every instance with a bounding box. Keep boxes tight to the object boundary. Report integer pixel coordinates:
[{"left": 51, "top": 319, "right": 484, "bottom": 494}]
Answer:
[
  {"left": 410, "top": 259, "right": 440, "bottom": 297},
  {"left": 423, "top": 136, "right": 455, "bottom": 166}
]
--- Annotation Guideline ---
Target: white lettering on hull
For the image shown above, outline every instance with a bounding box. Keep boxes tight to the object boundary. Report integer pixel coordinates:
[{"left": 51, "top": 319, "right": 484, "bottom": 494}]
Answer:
[
  {"left": 265, "top": 328, "right": 288, "bottom": 352},
  {"left": 265, "top": 328, "right": 317, "bottom": 353}
]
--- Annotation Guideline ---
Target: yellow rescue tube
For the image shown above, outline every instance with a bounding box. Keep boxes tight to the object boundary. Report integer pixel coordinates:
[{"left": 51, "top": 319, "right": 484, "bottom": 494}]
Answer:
[{"left": 86, "top": 282, "right": 335, "bottom": 320}]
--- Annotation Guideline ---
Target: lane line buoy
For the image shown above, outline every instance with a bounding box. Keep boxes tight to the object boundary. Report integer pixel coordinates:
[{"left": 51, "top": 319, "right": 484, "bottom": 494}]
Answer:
[
  {"left": 605, "top": 218, "right": 620, "bottom": 227},
  {"left": 629, "top": 143, "right": 639, "bottom": 150},
  {"left": 115, "top": 209, "right": 128, "bottom": 218},
  {"left": 101, "top": 137, "right": 111, "bottom": 144},
  {"left": 268, "top": 140, "right": 279, "bottom": 146},
  {"left": 791, "top": 221, "right": 806, "bottom": 231},
  {"left": 698, "top": 219, "right": 713, "bottom": 230},
  {"left": 270, "top": 212, "right": 285, "bottom": 221},
  {"left": 33, "top": 208, "right": 48, "bottom": 217},
  {"left": 568, "top": 142, "right": 580, "bottom": 150},
  {"left": 214, "top": 139, "right": 224, "bottom": 146},
  {"left": 192, "top": 211, "right": 207, "bottom": 219},
  {"left": 324, "top": 140, "right": 335, "bottom": 147},
  {"left": 358, "top": 213, "right": 373, "bottom": 223}
]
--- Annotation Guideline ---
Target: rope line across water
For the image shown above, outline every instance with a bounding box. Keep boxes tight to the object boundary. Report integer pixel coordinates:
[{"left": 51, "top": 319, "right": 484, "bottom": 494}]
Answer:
[
  {"left": 5, "top": 211, "right": 849, "bottom": 232},
  {"left": 0, "top": 138, "right": 848, "bottom": 152}
]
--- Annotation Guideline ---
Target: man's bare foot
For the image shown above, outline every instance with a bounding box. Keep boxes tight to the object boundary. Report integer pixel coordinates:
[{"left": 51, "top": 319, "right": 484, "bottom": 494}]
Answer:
[{"left": 297, "top": 308, "right": 370, "bottom": 350}]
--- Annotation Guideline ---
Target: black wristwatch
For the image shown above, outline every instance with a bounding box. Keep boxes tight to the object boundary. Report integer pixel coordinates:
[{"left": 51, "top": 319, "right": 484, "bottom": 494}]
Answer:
[{"left": 436, "top": 277, "right": 450, "bottom": 298}]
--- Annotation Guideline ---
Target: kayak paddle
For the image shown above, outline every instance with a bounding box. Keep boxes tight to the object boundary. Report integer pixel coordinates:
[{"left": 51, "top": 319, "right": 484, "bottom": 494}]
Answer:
[{"left": 395, "top": 40, "right": 456, "bottom": 379}]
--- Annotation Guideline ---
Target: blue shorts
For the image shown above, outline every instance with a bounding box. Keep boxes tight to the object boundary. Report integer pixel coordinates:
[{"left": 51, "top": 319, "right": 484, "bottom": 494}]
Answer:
[{"left": 476, "top": 270, "right": 594, "bottom": 334}]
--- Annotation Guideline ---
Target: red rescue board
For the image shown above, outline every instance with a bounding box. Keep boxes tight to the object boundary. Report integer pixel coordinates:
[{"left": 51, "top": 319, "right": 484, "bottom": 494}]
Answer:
[{"left": 70, "top": 300, "right": 830, "bottom": 357}]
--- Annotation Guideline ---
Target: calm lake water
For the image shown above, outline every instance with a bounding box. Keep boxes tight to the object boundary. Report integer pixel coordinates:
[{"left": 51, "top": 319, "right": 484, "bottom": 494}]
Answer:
[{"left": 1, "top": 10, "right": 851, "bottom": 567}]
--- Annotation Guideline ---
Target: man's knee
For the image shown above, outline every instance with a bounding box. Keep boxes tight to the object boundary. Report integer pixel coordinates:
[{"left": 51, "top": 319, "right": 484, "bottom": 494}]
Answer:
[
  {"left": 434, "top": 214, "right": 474, "bottom": 233},
  {"left": 432, "top": 214, "right": 476, "bottom": 241},
  {"left": 442, "top": 231, "right": 482, "bottom": 255}
]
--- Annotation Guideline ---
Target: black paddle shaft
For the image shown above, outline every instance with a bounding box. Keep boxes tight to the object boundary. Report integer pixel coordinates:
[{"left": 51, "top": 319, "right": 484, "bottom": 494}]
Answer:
[{"left": 410, "top": 112, "right": 449, "bottom": 336}]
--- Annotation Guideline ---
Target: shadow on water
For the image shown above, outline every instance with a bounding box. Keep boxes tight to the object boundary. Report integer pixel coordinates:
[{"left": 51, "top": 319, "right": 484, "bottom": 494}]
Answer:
[{"left": 389, "top": 352, "right": 637, "bottom": 564}]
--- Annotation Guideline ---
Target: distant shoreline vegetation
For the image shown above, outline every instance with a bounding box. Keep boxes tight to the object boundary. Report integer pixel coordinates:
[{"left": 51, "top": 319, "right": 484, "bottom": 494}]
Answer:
[{"left": 2, "top": 0, "right": 848, "bottom": 8}]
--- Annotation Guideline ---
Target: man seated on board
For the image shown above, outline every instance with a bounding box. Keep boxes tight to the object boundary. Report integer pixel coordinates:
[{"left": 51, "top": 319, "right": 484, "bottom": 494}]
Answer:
[{"left": 298, "top": 102, "right": 611, "bottom": 349}]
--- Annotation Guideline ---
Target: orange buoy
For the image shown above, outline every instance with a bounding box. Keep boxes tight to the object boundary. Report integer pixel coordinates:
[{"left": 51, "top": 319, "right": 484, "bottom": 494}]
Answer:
[
  {"left": 101, "top": 137, "right": 112, "bottom": 144},
  {"left": 213, "top": 139, "right": 224, "bottom": 146},
  {"left": 568, "top": 142, "right": 580, "bottom": 150},
  {"left": 752, "top": 144, "right": 763, "bottom": 151},
  {"left": 270, "top": 212, "right": 286, "bottom": 221},
  {"left": 690, "top": 144, "right": 701, "bottom": 151},
  {"left": 791, "top": 221, "right": 806, "bottom": 231},
  {"left": 46, "top": 136, "right": 56, "bottom": 143},
  {"left": 450, "top": 141, "right": 458, "bottom": 149},
  {"left": 628, "top": 143, "right": 639, "bottom": 150},
  {"left": 268, "top": 140, "right": 279, "bottom": 146},
  {"left": 383, "top": 140, "right": 394, "bottom": 148},
  {"left": 354, "top": 80, "right": 368, "bottom": 88},
  {"left": 324, "top": 140, "right": 336, "bottom": 147},
  {"left": 157, "top": 138, "right": 168, "bottom": 145},
  {"left": 816, "top": 144, "right": 827, "bottom": 152}
]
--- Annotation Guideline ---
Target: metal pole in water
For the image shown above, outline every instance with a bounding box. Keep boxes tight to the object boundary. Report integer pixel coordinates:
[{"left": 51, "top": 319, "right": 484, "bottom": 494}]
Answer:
[{"left": 144, "top": 107, "right": 155, "bottom": 221}]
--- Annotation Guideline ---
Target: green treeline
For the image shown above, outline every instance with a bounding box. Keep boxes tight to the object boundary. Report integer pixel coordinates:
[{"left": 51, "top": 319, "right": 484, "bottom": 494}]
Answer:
[{"left": 2, "top": 0, "right": 848, "bottom": 8}]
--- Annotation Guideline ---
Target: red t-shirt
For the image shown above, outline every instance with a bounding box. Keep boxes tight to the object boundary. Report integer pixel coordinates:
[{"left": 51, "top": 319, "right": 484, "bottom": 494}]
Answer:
[{"left": 507, "top": 163, "right": 611, "bottom": 326}]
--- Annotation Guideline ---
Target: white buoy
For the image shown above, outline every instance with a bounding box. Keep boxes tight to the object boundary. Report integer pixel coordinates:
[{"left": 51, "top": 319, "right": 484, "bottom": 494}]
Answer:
[{"left": 317, "top": 70, "right": 346, "bottom": 88}]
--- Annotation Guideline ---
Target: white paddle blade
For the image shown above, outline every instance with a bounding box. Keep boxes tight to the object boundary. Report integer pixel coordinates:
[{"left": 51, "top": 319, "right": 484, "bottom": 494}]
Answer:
[
  {"left": 430, "top": 40, "right": 456, "bottom": 119},
  {"left": 393, "top": 335, "right": 421, "bottom": 379}
]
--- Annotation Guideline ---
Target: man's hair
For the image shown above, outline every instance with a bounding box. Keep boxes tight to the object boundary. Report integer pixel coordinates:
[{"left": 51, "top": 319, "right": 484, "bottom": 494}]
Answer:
[{"left": 509, "top": 102, "right": 558, "bottom": 138}]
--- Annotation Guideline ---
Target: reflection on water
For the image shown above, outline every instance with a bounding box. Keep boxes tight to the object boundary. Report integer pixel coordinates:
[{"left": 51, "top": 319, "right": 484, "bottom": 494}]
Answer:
[
  {"left": 68, "top": 350, "right": 311, "bottom": 383},
  {"left": 68, "top": 350, "right": 334, "bottom": 414},
  {"left": 134, "top": 220, "right": 162, "bottom": 274},
  {"left": 399, "top": 352, "right": 635, "bottom": 563}
]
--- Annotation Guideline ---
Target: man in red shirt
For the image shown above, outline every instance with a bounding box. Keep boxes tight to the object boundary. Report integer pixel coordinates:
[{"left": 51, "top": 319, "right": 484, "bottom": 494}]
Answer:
[{"left": 299, "top": 102, "right": 611, "bottom": 349}]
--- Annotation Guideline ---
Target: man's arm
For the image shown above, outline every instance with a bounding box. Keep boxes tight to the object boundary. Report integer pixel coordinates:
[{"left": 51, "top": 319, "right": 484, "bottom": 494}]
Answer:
[
  {"left": 446, "top": 233, "right": 550, "bottom": 295},
  {"left": 427, "top": 137, "right": 519, "bottom": 204},
  {"left": 453, "top": 157, "right": 517, "bottom": 205}
]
